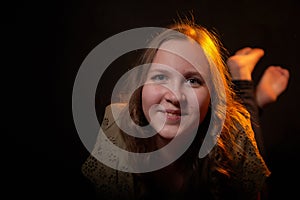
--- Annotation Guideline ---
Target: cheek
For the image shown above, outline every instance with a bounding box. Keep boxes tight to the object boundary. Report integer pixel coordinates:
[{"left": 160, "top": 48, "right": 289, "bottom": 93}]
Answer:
[{"left": 141, "top": 85, "right": 161, "bottom": 120}]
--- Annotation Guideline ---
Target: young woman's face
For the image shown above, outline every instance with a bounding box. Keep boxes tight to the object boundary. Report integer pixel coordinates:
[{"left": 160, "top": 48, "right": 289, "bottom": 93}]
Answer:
[{"left": 142, "top": 40, "right": 210, "bottom": 141}]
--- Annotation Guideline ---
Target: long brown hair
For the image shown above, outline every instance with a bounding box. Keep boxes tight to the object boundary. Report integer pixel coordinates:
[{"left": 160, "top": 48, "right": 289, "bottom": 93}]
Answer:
[{"left": 119, "top": 20, "right": 251, "bottom": 192}]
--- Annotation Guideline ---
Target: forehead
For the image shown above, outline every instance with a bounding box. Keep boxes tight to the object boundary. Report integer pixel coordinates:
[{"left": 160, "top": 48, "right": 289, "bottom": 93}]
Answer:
[
  {"left": 151, "top": 50, "right": 198, "bottom": 75},
  {"left": 151, "top": 39, "right": 209, "bottom": 75}
]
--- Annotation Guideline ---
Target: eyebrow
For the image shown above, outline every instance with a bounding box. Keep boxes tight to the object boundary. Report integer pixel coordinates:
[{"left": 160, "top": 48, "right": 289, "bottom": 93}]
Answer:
[
  {"left": 148, "top": 67, "right": 171, "bottom": 74},
  {"left": 148, "top": 66, "right": 205, "bottom": 80}
]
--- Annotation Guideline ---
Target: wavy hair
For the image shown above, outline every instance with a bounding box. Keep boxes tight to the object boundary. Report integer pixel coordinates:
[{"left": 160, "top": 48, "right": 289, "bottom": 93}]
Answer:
[{"left": 119, "top": 20, "right": 251, "bottom": 181}]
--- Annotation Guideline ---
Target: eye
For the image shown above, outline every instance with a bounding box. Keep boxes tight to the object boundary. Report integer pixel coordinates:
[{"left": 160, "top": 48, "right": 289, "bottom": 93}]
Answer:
[
  {"left": 151, "top": 74, "right": 168, "bottom": 82},
  {"left": 186, "top": 78, "right": 203, "bottom": 87}
]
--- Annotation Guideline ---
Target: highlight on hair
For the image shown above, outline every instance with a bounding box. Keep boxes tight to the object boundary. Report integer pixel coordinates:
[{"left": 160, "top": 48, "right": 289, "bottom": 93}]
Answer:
[
  {"left": 119, "top": 19, "right": 251, "bottom": 178},
  {"left": 168, "top": 20, "right": 251, "bottom": 176}
]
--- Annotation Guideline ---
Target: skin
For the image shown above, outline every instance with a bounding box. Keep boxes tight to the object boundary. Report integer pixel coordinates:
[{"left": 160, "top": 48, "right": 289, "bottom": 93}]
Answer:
[
  {"left": 227, "top": 47, "right": 290, "bottom": 108},
  {"left": 141, "top": 44, "right": 210, "bottom": 146},
  {"left": 256, "top": 65, "right": 290, "bottom": 107},
  {"left": 227, "top": 47, "right": 264, "bottom": 81}
]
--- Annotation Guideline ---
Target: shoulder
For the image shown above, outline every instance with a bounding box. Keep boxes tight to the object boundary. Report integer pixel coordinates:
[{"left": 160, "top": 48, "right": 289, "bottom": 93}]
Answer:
[
  {"left": 101, "top": 103, "right": 127, "bottom": 129},
  {"left": 81, "top": 103, "right": 135, "bottom": 199},
  {"left": 230, "top": 116, "right": 271, "bottom": 194}
]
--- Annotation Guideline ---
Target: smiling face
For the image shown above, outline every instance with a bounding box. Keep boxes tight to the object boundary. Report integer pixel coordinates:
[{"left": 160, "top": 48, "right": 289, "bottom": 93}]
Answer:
[{"left": 141, "top": 40, "right": 210, "bottom": 142}]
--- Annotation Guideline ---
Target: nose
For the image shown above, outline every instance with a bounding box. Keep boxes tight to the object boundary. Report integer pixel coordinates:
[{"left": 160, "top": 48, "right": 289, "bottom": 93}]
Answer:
[{"left": 164, "top": 87, "right": 187, "bottom": 106}]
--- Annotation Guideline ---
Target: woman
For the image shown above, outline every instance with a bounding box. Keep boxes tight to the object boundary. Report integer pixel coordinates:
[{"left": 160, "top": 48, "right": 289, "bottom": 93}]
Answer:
[{"left": 82, "top": 21, "right": 270, "bottom": 200}]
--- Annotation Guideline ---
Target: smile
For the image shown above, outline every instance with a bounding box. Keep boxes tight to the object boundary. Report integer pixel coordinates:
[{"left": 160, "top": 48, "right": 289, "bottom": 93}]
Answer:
[
  {"left": 158, "top": 109, "right": 188, "bottom": 122},
  {"left": 166, "top": 112, "right": 181, "bottom": 117}
]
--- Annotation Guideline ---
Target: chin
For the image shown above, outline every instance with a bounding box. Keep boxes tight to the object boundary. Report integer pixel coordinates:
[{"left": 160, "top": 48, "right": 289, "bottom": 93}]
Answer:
[{"left": 157, "top": 128, "right": 181, "bottom": 140}]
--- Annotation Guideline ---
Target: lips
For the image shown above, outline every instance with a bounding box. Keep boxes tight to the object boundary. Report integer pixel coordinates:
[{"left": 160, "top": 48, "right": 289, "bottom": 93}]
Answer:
[
  {"left": 165, "top": 109, "right": 181, "bottom": 115},
  {"left": 159, "top": 109, "right": 187, "bottom": 122}
]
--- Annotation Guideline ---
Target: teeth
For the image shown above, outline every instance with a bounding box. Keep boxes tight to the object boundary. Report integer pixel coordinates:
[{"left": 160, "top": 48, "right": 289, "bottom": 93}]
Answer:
[{"left": 166, "top": 112, "right": 180, "bottom": 116}]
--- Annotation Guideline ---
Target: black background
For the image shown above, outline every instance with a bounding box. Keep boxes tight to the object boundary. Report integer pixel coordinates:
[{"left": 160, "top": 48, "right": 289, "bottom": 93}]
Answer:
[{"left": 10, "top": 0, "right": 299, "bottom": 199}]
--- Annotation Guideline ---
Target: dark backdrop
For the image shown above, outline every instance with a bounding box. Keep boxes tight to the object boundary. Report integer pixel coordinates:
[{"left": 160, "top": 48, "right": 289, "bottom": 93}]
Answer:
[{"left": 11, "top": 0, "right": 299, "bottom": 199}]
